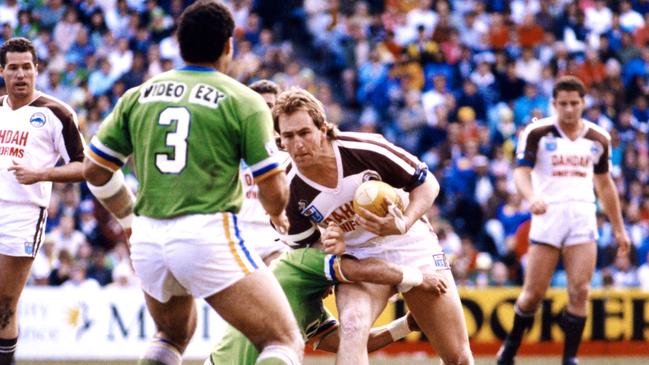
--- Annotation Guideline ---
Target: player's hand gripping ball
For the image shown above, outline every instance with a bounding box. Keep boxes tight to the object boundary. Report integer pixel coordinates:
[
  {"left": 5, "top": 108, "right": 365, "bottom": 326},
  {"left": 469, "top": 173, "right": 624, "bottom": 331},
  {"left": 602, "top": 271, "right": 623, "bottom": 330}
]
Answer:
[{"left": 352, "top": 180, "right": 404, "bottom": 217}]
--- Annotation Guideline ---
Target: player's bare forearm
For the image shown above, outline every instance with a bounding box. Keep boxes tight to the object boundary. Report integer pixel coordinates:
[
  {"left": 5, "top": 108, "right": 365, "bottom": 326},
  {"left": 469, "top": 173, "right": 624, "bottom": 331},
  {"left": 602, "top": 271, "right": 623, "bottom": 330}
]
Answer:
[
  {"left": 10, "top": 160, "right": 84, "bottom": 184},
  {"left": 513, "top": 167, "right": 534, "bottom": 201},
  {"left": 83, "top": 159, "right": 135, "bottom": 219},
  {"left": 256, "top": 171, "right": 289, "bottom": 216},
  {"left": 43, "top": 160, "right": 85, "bottom": 182},
  {"left": 593, "top": 173, "right": 624, "bottom": 230},
  {"left": 403, "top": 176, "right": 438, "bottom": 230},
  {"left": 340, "top": 256, "right": 402, "bottom": 284}
]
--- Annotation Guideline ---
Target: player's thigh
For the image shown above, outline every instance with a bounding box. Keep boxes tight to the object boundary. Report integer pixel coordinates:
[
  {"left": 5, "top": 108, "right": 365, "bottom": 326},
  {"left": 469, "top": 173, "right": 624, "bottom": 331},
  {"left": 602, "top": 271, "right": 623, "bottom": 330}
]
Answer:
[
  {"left": 204, "top": 267, "right": 298, "bottom": 348},
  {"left": 520, "top": 243, "right": 561, "bottom": 301},
  {"left": 0, "top": 255, "right": 33, "bottom": 303},
  {"left": 143, "top": 292, "right": 197, "bottom": 340},
  {"left": 562, "top": 242, "right": 597, "bottom": 290},
  {"left": 403, "top": 269, "right": 471, "bottom": 361}
]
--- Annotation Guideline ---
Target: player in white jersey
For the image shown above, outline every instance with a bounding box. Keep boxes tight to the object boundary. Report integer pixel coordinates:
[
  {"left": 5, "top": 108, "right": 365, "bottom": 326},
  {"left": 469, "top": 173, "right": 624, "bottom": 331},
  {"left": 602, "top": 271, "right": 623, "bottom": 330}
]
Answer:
[
  {"left": 273, "top": 88, "right": 473, "bottom": 365},
  {"left": 0, "top": 37, "right": 85, "bottom": 365},
  {"left": 242, "top": 79, "right": 288, "bottom": 264},
  {"left": 497, "top": 76, "right": 630, "bottom": 365}
]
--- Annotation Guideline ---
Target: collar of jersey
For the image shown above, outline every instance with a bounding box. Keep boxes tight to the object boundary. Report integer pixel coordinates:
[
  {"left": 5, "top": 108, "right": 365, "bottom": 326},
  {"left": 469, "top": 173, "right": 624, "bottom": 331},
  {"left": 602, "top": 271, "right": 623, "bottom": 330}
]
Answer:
[{"left": 178, "top": 65, "right": 217, "bottom": 72}]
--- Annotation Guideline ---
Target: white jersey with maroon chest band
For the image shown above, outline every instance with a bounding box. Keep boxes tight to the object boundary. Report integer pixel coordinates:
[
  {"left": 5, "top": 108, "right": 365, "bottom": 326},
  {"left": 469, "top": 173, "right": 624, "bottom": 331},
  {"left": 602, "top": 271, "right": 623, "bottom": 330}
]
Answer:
[
  {"left": 516, "top": 116, "right": 610, "bottom": 204},
  {"left": 0, "top": 94, "right": 85, "bottom": 208},
  {"left": 283, "top": 132, "right": 447, "bottom": 269},
  {"left": 516, "top": 116, "right": 610, "bottom": 246},
  {"left": 0, "top": 93, "right": 84, "bottom": 257}
]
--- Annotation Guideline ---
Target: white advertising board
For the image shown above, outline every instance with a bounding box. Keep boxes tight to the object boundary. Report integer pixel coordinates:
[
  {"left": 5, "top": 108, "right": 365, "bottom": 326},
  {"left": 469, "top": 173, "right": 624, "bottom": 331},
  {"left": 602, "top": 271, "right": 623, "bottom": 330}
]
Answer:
[{"left": 16, "top": 287, "right": 229, "bottom": 360}]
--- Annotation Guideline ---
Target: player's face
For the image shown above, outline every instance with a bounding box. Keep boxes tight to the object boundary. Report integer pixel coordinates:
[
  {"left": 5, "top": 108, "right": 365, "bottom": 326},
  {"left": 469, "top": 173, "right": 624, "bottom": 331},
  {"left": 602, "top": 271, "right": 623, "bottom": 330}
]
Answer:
[
  {"left": 278, "top": 109, "right": 327, "bottom": 169},
  {"left": 260, "top": 92, "right": 277, "bottom": 109},
  {"left": 553, "top": 90, "right": 584, "bottom": 126},
  {"left": 1, "top": 51, "right": 37, "bottom": 101}
]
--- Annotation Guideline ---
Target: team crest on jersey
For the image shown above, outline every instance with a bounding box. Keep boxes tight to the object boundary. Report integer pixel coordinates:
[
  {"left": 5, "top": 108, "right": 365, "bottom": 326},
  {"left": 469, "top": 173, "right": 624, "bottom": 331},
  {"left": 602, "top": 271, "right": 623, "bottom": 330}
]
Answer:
[
  {"left": 299, "top": 200, "right": 324, "bottom": 223},
  {"left": 590, "top": 141, "right": 604, "bottom": 161},
  {"left": 29, "top": 112, "right": 46, "bottom": 128},
  {"left": 544, "top": 135, "right": 557, "bottom": 151}
]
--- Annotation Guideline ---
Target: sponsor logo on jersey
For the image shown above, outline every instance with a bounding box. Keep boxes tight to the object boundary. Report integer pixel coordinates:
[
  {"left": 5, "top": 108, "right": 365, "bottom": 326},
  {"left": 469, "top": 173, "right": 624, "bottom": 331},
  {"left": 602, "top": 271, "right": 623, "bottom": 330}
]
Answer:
[
  {"left": 139, "top": 81, "right": 187, "bottom": 103},
  {"left": 29, "top": 112, "right": 46, "bottom": 128},
  {"left": 188, "top": 83, "right": 226, "bottom": 109},
  {"left": 544, "top": 135, "right": 557, "bottom": 151}
]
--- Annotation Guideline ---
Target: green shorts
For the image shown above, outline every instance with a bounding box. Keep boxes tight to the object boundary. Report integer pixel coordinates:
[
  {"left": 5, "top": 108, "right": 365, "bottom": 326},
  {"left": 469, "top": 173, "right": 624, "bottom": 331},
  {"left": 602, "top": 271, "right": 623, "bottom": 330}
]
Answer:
[{"left": 208, "top": 248, "right": 339, "bottom": 365}]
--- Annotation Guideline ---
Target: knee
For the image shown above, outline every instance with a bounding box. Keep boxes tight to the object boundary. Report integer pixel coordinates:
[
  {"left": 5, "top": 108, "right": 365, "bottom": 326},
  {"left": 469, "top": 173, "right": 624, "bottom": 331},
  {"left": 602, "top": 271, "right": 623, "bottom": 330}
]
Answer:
[
  {"left": 338, "top": 308, "right": 371, "bottom": 339},
  {"left": 155, "top": 317, "right": 196, "bottom": 349},
  {"left": 567, "top": 283, "right": 590, "bottom": 306},
  {"left": 519, "top": 289, "right": 545, "bottom": 310},
  {"left": 0, "top": 295, "right": 17, "bottom": 330},
  {"left": 440, "top": 346, "right": 474, "bottom": 365}
]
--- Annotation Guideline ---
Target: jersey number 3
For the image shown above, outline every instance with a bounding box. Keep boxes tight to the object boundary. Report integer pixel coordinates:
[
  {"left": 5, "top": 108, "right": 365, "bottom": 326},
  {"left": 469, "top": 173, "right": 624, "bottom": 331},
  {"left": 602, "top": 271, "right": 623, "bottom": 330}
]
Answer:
[{"left": 155, "top": 107, "right": 190, "bottom": 174}]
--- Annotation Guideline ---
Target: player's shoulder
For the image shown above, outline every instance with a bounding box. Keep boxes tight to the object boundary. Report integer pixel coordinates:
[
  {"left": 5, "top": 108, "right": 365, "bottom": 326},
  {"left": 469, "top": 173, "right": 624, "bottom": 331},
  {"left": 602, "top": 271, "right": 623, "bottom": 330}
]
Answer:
[
  {"left": 31, "top": 92, "right": 78, "bottom": 125},
  {"left": 335, "top": 131, "right": 396, "bottom": 151},
  {"left": 523, "top": 116, "right": 556, "bottom": 131},
  {"left": 583, "top": 119, "right": 611, "bottom": 141}
]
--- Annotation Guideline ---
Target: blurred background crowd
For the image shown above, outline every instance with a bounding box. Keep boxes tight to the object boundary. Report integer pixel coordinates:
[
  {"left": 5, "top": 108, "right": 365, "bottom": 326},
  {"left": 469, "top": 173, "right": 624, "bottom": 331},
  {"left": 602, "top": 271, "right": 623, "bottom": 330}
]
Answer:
[{"left": 4, "top": 0, "right": 649, "bottom": 291}]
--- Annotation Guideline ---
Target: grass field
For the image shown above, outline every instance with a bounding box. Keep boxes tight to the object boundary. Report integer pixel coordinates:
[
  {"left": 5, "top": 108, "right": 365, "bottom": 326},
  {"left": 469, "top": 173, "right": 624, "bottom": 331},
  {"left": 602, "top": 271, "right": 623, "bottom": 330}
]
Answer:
[{"left": 18, "top": 357, "right": 649, "bottom": 365}]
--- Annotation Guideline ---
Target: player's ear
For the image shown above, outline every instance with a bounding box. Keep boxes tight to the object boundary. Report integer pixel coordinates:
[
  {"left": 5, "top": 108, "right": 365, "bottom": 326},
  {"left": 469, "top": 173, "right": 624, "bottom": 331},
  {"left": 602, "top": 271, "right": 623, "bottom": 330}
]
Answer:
[{"left": 224, "top": 37, "right": 233, "bottom": 58}]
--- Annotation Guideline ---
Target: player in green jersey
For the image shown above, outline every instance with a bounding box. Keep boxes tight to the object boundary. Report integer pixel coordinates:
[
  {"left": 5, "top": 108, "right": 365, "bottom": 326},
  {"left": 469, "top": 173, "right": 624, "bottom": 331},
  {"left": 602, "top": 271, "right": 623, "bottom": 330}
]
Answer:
[{"left": 83, "top": 2, "right": 303, "bottom": 365}]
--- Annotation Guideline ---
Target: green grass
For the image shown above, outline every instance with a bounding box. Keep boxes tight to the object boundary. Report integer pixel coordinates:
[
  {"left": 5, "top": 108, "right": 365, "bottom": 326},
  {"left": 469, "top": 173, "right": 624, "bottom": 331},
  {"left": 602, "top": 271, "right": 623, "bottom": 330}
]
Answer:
[{"left": 17, "top": 356, "right": 649, "bottom": 365}]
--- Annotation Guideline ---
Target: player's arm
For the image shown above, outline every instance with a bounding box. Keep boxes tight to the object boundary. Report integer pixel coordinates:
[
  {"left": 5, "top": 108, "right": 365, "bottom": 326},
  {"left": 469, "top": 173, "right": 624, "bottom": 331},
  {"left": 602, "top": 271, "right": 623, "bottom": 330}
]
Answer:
[
  {"left": 322, "top": 224, "right": 447, "bottom": 294},
  {"left": 9, "top": 159, "right": 84, "bottom": 184},
  {"left": 513, "top": 166, "right": 546, "bottom": 215},
  {"left": 83, "top": 159, "right": 135, "bottom": 231},
  {"left": 593, "top": 173, "right": 630, "bottom": 255},
  {"left": 514, "top": 123, "right": 547, "bottom": 214},
  {"left": 256, "top": 171, "right": 290, "bottom": 232}
]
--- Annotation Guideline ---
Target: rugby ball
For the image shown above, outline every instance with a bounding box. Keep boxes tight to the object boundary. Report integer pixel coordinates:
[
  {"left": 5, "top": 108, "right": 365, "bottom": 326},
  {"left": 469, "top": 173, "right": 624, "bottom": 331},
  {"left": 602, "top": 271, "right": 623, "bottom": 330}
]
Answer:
[{"left": 352, "top": 180, "right": 403, "bottom": 217}]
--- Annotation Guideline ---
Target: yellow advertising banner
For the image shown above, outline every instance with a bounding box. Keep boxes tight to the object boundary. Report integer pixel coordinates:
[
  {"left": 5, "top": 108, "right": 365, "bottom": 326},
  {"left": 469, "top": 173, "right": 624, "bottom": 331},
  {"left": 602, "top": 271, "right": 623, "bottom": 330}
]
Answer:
[{"left": 324, "top": 288, "right": 649, "bottom": 343}]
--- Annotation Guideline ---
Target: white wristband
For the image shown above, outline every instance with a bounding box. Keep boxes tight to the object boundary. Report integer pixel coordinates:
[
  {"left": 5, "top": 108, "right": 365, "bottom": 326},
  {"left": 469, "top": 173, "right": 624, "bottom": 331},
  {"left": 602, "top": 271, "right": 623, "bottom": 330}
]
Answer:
[
  {"left": 116, "top": 213, "right": 134, "bottom": 229},
  {"left": 88, "top": 170, "right": 125, "bottom": 199},
  {"left": 387, "top": 316, "right": 411, "bottom": 341},
  {"left": 397, "top": 266, "right": 423, "bottom": 293}
]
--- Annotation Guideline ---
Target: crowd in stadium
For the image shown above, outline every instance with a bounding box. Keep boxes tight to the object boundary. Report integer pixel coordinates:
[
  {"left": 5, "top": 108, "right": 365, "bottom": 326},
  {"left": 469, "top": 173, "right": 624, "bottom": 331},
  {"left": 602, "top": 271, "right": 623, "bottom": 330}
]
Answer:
[{"left": 4, "top": 0, "right": 649, "bottom": 291}]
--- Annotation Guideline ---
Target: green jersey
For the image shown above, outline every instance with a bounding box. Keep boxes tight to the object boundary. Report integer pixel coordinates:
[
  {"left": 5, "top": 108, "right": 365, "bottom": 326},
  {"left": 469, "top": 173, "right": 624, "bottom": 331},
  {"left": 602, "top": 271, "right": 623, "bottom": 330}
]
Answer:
[{"left": 87, "top": 66, "right": 282, "bottom": 218}]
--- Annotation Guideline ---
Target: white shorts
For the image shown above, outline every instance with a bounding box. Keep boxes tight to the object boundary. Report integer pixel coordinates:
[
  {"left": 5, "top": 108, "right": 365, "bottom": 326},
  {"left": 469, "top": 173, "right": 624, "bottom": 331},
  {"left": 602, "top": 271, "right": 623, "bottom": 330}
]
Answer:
[
  {"left": 0, "top": 200, "right": 47, "bottom": 257},
  {"left": 237, "top": 221, "right": 287, "bottom": 260},
  {"left": 529, "top": 201, "right": 598, "bottom": 248},
  {"left": 130, "top": 212, "right": 264, "bottom": 303},
  {"left": 345, "top": 222, "right": 449, "bottom": 271}
]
